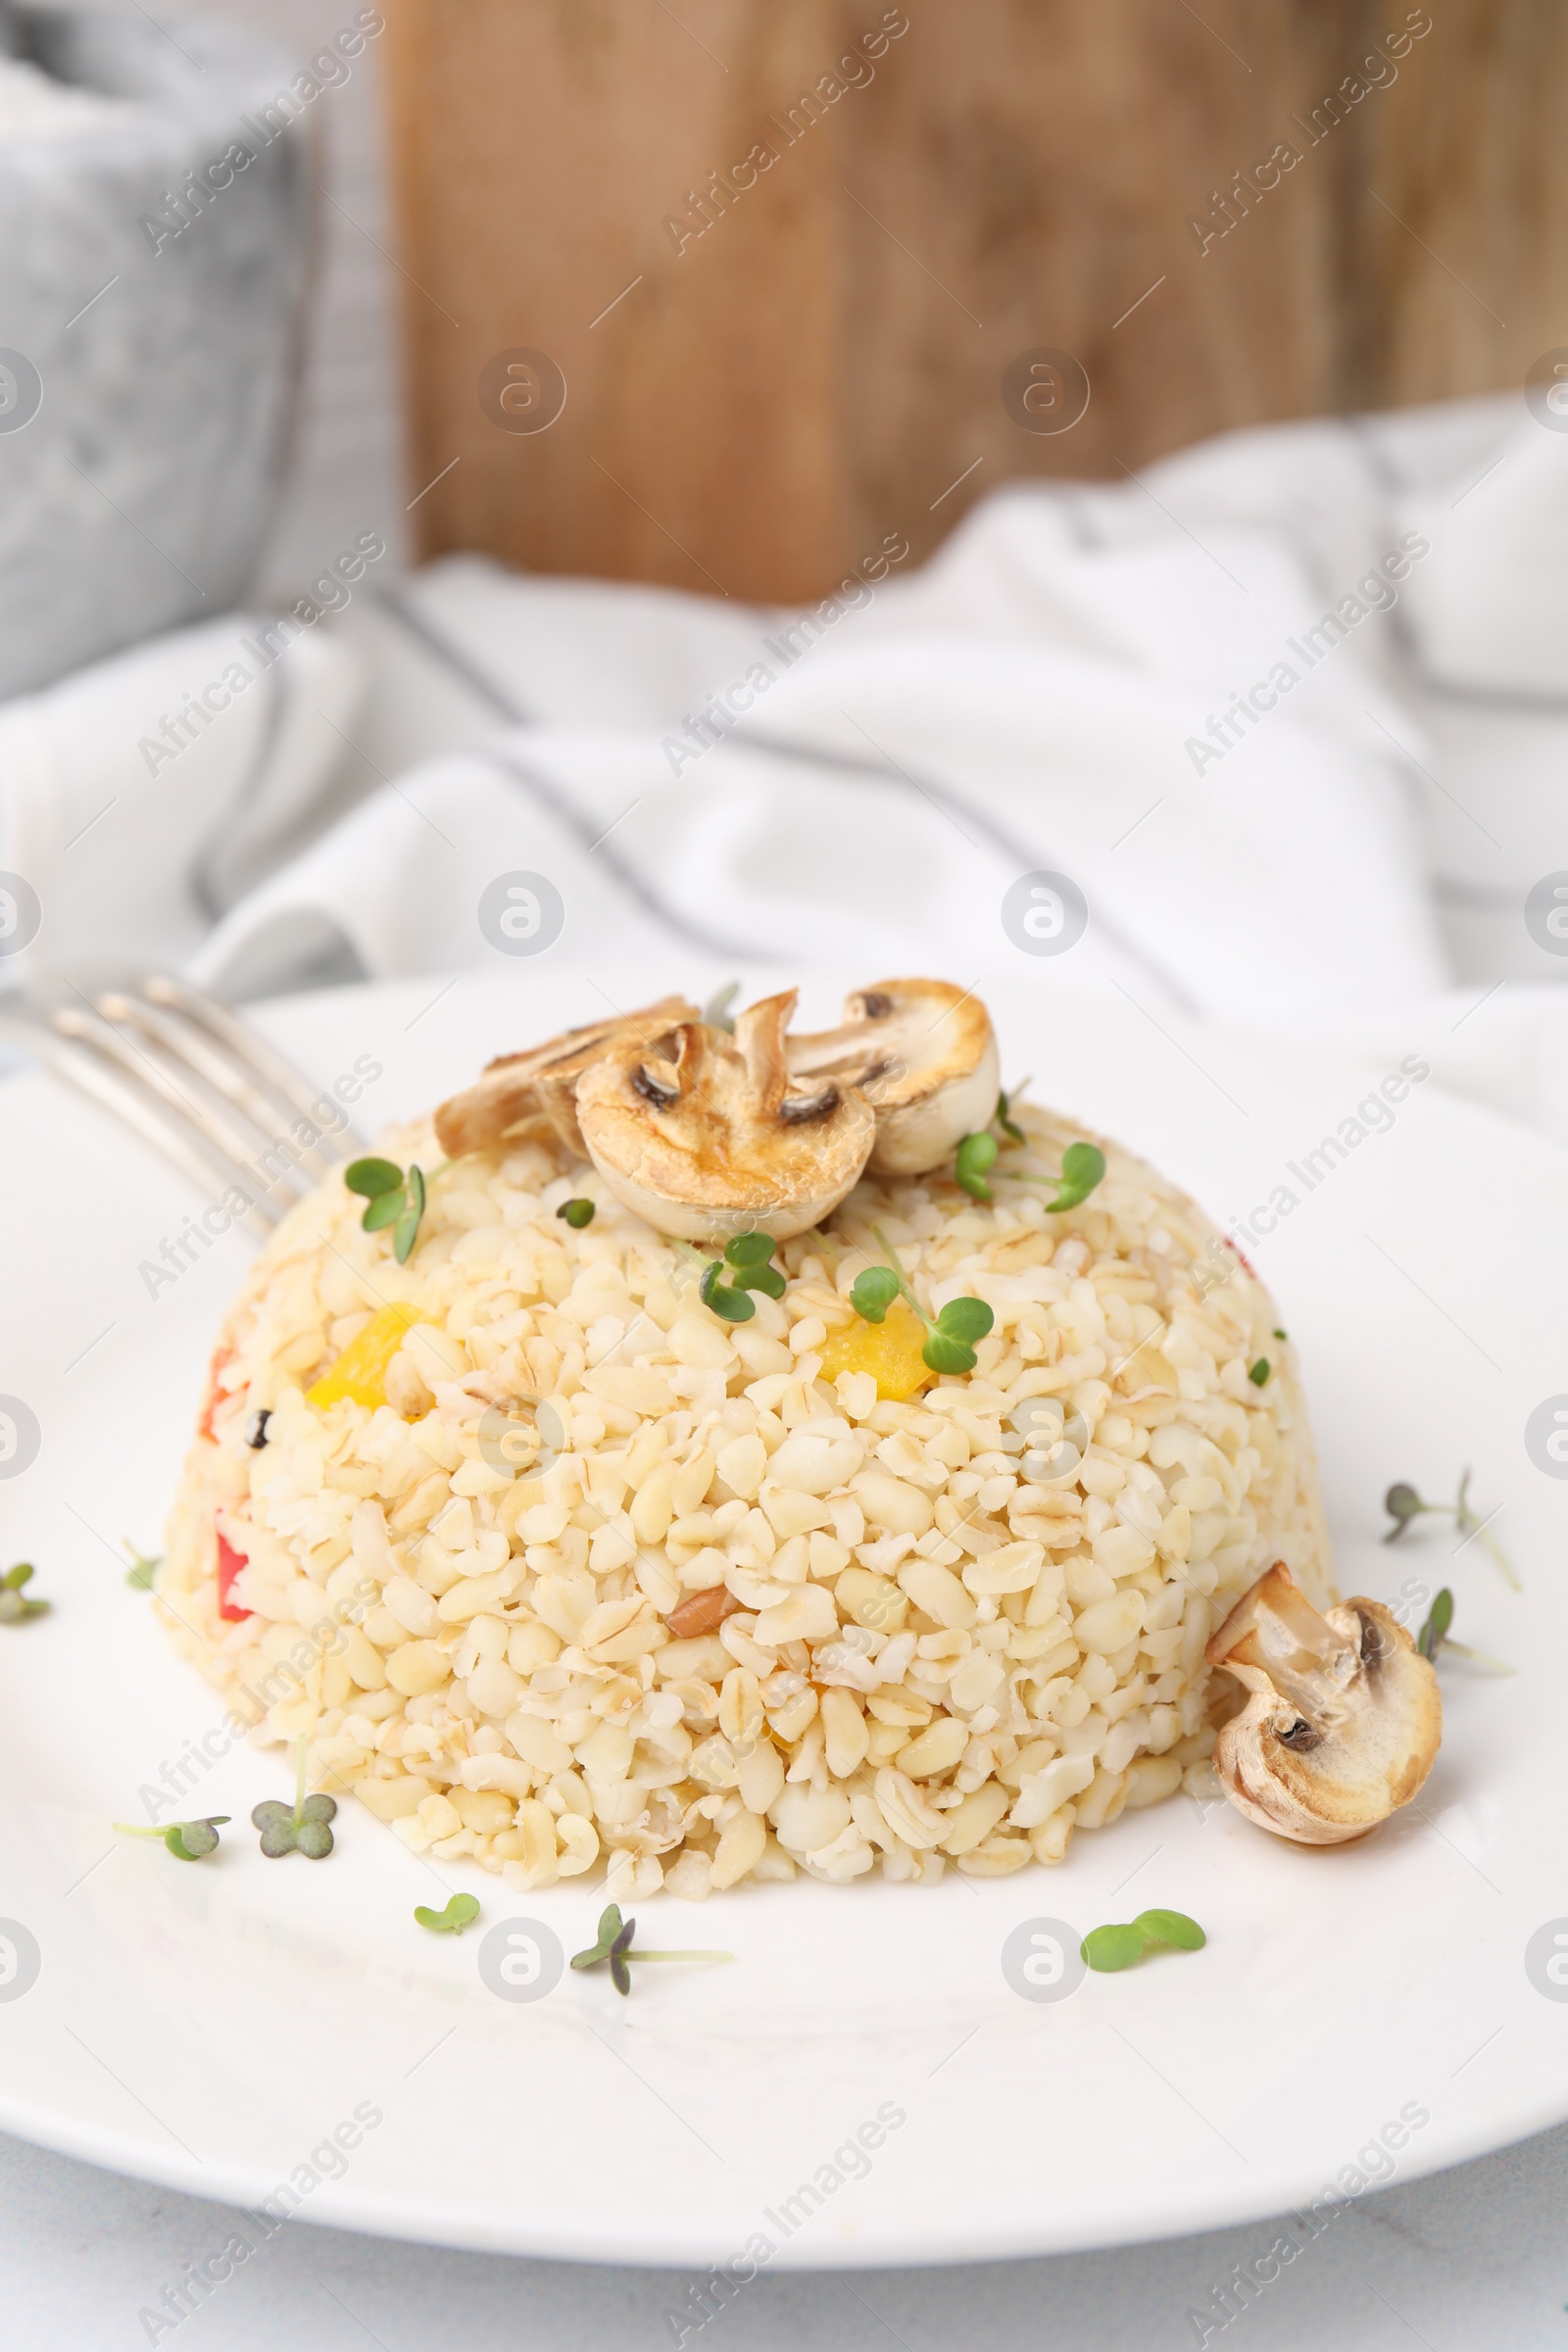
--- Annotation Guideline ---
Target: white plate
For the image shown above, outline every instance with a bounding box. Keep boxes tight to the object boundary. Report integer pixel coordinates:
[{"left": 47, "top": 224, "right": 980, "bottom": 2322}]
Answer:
[{"left": 1, "top": 968, "right": 1564, "bottom": 2270}]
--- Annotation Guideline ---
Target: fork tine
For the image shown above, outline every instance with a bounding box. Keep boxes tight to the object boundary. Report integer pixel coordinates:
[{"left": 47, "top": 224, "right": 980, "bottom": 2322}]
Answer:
[
  {"left": 144, "top": 975, "right": 367, "bottom": 1152},
  {"left": 0, "top": 1010, "right": 280, "bottom": 1237},
  {"left": 98, "top": 990, "right": 341, "bottom": 1186},
  {"left": 53, "top": 1003, "right": 315, "bottom": 1209}
]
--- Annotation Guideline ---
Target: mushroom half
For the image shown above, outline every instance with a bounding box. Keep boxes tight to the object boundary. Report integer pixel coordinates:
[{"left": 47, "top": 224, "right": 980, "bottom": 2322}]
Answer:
[
  {"left": 574, "top": 990, "right": 875, "bottom": 1241},
  {"left": 1205, "top": 1562, "right": 1442, "bottom": 1846},
  {"left": 434, "top": 996, "right": 699, "bottom": 1160},
  {"left": 786, "top": 978, "right": 1001, "bottom": 1175}
]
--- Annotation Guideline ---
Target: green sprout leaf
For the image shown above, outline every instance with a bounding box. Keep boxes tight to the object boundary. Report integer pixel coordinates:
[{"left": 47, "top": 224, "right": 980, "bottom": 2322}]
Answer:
[
  {"left": 1082, "top": 1909, "right": 1206, "bottom": 1973},
  {"left": 0, "top": 1562, "right": 47, "bottom": 1622},
  {"left": 347, "top": 1156, "right": 433, "bottom": 1262},
  {"left": 393, "top": 1163, "right": 426, "bottom": 1264},
  {"left": 1133, "top": 1908, "right": 1206, "bottom": 1951},
  {"left": 123, "top": 1541, "right": 161, "bottom": 1592},
  {"left": 1080, "top": 1922, "right": 1149, "bottom": 1973},
  {"left": 955, "top": 1132, "right": 998, "bottom": 1200},
  {"left": 725, "top": 1234, "right": 785, "bottom": 1297},
  {"left": 1248, "top": 1357, "right": 1271, "bottom": 1387},
  {"left": 1414, "top": 1587, "right": 1513, "bottom": 1674},
  {"left": 996, "top": 1086, "right": 1028, "bottom": 1146},
  {"left": 345, "top": 1156, "right": 404, "bottom": 1200},
  {"left": 116, "top": 1816, "right": 229, "bottom": 1862},
  {"left": 935, "top": 1297, "right": 994, "bottom": 1345},
  {"left": 700, "top": 1258, "right": 756, "bottom": 1323},
  {"left": 850, "top": 1265, "right": 903, "bottom": 1324},
  {"left": 557, "top": 1198, "right": 596, "bottom": 1229},
  {"left": 920, "top": 1295, "right": 995, "bottom": 1377},
  {"left": 1046, "top": 1141, "right": 1106, "bottom": 1213},
  {"left": 1417, "top": 1587, "right": 1453, "bottom": 1660},
  {"left": 415, "top": 1892, "right": 481, "bottom": 1936}
]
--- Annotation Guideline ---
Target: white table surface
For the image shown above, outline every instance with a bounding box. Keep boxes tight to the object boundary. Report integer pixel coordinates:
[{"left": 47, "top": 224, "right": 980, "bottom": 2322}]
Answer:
[{"left": 5, "top": 2118, "right": 1565, "bottom": 2349}]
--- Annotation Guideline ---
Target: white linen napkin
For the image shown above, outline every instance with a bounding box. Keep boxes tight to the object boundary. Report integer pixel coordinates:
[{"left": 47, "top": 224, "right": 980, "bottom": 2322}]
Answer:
[{"left": 3, "top": 391, "right": 1566, "bottom": 1142}]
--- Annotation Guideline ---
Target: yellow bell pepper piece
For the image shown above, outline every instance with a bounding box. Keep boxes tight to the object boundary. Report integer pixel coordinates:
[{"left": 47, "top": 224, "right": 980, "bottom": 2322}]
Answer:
[
  {"left": 308, "top": 1303, "right": 434, "bottom": 1410},
  {"left": 818, "top": 1299, "right": 933, "bottom": 1402}
]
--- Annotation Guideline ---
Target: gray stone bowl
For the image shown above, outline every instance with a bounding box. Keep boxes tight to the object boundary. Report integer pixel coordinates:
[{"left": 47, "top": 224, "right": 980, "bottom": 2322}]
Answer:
[{"left": 0, "top": 4, "right": 308, "bottom": 700}]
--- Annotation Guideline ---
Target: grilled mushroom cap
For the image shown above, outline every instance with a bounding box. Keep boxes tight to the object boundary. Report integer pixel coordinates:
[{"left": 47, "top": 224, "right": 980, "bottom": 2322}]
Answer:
[
  {"left": 787, "top": 978, "right": 1001, "bottom": 1175},
  {"left": 1205, "top": 1561, "right": 1442, "bottom": 1846},
  {"left": 433, "top": 996, "right": 699, "bottom": 1159},
  {"left": 574, "top": 990, "right": 875, "bottom": 1241}
]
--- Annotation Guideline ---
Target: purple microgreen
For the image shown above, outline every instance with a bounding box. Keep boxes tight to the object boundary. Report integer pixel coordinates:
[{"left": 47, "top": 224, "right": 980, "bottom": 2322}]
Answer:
[
  {"left": 570, "top": 1903, "right": 730, "bottom": 1996},
  {"left": 253, "top": 1737, "right": 337, "bottom": 1858},
  {"left": 1382, "top": 1472, "right": 1518, "bottom": 1589}
]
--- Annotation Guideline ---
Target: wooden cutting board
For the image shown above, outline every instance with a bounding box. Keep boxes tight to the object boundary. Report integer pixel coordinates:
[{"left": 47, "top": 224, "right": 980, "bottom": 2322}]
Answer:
[{"left": 384, "top": 0, "right": 1568, "bottom": 603}]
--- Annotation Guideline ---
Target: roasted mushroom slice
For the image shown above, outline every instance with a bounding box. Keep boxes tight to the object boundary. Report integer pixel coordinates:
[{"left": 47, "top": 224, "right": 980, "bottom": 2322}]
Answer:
[
  {"left": 787, "top": 978, "right": 1001, "bottom": 1175},
  {"left": 434, "top": 996, "right": 699, "bottom": 1159},
  {"left": 1205, "top": 1561, "right": 1442, "bottom": 1846},
  {"left": 575, "top": 990, "right": 875, "bottom": 1241}
]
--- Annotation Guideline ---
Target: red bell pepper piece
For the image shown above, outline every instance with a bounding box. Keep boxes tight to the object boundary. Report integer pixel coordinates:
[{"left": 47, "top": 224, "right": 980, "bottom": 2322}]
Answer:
[{"left": 217, "top": 1527, "right": 253, "bottom": 1622}]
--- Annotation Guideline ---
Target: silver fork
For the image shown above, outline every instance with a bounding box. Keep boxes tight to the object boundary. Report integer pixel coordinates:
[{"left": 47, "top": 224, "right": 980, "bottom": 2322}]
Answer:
[{"left": 0, "top": 974, "right": 365, "bottom": 1237}]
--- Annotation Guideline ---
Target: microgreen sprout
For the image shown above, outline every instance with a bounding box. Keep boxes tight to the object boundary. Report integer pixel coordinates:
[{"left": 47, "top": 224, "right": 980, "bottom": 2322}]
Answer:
[
  {"left": 996, "top": 1085, "right": 1028, "bottom": 1146},
  {"left": 700, "top": 1232, "right": 784, "bottom": 1323},
  {"left": 955, "top": 1132, "right": 999, "bottom": 1200},
  {"left": 415, "top": 1892, "right": 481, "bottom": 1935},
  {"left": 557, "top": 1198, "right": 596, "bottom": 1229},
  {"left": 1415, "top": 1586, "right": 1513, "bottom": 1674},
  {"left": 1041, "top": 1140, "right": 1107, "bottom": 1212},
  {"left": 1382, "top": 1470, "right": 1518, "bottom": 1590},
  {"left": 849, "top": 1264, "right": 903, "bottom": 1323},
  {"left": 1248, "top": 1357, "right": 1271, "bottom": 1387},
  {"left": 849, "top": 1227, "right": 995, "bottom": 1375},
  {"left": 569, "top": 1903, "right": 731, "bottom": 1996},
  {"left": 252, "top": 1738, "right": 337, "bottom": 1859},
  {"left": 1081, "top": 1909, "right": 1205, "bottom": 1974},
  {"left": 1416, "top": 1587, "right": 1452, "bottom": 1660},
  {"left": 703, "top": 981, "right": 740, "bottom": 1033},
  {"left": 344, "top": 1156, "right": 435, "bottom": 1265},
  {"left": 0, "top": 1562, "right": 47, "bottom": 1623},
  {"left": 123, "top": 1541, "right": 161, "bottom": 1592},
  {"left": 957, "top": 1124, "right": 1107, "bottom": 1214},
  {"left": 115, "top": 1816, "right": 229, "bottom": 1861}
]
